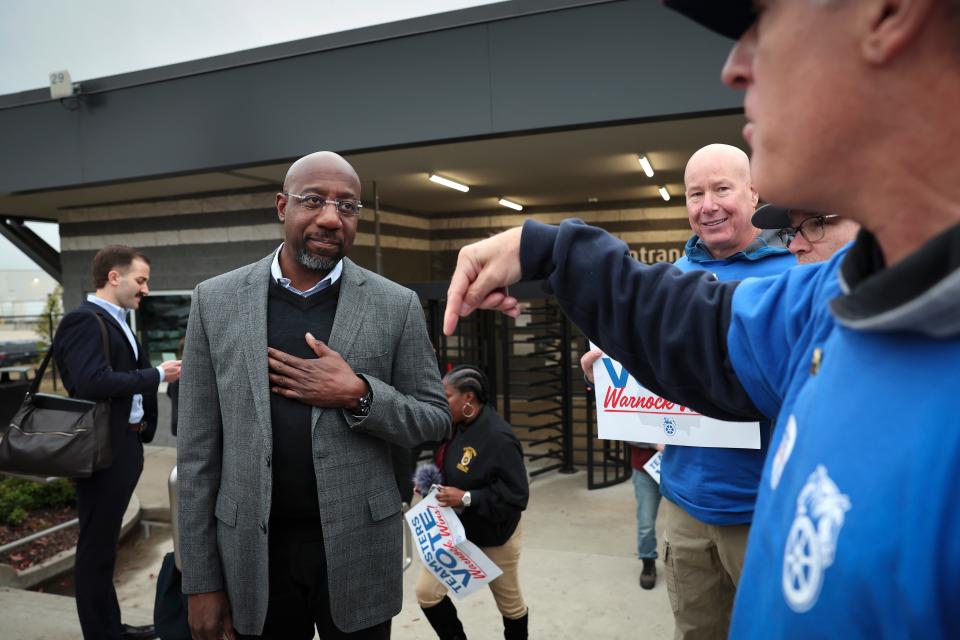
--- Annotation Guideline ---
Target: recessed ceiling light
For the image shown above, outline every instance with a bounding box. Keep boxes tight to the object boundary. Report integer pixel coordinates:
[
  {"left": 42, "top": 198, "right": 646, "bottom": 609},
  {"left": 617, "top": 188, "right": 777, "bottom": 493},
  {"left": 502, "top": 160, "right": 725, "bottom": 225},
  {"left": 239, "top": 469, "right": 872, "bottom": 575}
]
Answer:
[
  {"left": 658, "top": 186, "right": 671, "bottom": 201},
  {"left": 587, "top": 197, "right": 599, "bottom": 203},
  {"left": 638, "top": 155, "right": 655, "bottom": 178},
  {"left": 428, "top": 174, "right": 469, "bottom": 192},
  {"left": 498, "top": 198, "right": 523, "bottom": 211}
]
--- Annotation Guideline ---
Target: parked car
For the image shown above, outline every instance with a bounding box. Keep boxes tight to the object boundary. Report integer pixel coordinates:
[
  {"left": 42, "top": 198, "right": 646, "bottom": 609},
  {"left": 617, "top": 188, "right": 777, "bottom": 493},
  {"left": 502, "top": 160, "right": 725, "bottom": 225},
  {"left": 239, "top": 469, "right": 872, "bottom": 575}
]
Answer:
[
  {"left": 0, "top": 340, "right": 43, "bottom": 366},
  {"left": 0, "top": 365, "right": 34, "bottom": 428}
]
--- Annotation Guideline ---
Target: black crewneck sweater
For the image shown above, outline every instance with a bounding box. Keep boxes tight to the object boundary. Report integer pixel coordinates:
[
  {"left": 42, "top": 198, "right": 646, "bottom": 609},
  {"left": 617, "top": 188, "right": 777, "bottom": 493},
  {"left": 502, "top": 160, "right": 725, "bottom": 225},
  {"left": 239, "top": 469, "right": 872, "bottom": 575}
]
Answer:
[{"left": 267, "top": 276, "right": 341, "bottom": 526}]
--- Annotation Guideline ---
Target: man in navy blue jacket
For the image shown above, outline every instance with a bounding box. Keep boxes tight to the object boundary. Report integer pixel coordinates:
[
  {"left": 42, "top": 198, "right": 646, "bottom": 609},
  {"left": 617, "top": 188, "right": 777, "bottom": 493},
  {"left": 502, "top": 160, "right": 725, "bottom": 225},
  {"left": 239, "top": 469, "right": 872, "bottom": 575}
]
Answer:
[
  {"left": 53, "top": 245, "right": 181, "bottom": 640},
  {"left": 442, "top": 1, "right": 960, "bottom": 637}
]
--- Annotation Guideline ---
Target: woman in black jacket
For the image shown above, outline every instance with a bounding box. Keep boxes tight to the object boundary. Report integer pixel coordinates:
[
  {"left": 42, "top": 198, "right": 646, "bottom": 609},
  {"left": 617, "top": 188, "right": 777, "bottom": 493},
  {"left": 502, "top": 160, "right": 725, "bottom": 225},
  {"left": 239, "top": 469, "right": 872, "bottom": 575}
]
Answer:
[{"left": 417, "top": 364, "right": 530, "bottom": 640}]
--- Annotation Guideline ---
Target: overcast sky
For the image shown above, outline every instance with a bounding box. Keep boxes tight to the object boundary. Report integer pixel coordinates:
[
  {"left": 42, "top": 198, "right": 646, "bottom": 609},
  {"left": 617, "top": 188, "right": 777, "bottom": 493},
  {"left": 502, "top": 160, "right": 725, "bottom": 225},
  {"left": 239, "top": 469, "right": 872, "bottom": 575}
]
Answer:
[
  {"left": 1, "top": 222, "right": 61, "bottom": 270},
  {"left": 0, "top": 0, "right": 498, "bottom": 271},
  {"left": 0, "top": 0, "right": 498, "bottom": 95}
]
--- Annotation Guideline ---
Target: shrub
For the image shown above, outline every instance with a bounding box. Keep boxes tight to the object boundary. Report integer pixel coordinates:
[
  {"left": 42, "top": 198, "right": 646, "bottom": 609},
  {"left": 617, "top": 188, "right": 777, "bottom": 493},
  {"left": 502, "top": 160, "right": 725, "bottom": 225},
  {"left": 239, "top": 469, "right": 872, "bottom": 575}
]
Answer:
[{"left": 0, "top": 476, "right": 77, "bottom": 526}]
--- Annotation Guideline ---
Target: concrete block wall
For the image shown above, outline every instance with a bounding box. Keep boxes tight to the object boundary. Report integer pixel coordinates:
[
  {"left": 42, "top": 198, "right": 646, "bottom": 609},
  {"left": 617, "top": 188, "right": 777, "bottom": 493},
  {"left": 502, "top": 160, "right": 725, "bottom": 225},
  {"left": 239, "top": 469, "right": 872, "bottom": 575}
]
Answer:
[
  {"left": 57, "top": 190, "right": 690, "bottom": 309},
  {"left": 427, "top": 205, "right": 691, "bottom": 280},
  {"left": 57, "top": 190, "right": 436, "bottom": 308}
]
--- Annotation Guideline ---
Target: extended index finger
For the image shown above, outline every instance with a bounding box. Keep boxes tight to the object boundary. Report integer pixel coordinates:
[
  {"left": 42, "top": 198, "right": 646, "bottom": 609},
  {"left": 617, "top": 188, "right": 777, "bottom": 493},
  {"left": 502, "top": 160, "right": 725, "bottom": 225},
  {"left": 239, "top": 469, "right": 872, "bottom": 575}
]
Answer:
[{"left": 443, "top": 258, "right": 476, "bottom": 336}]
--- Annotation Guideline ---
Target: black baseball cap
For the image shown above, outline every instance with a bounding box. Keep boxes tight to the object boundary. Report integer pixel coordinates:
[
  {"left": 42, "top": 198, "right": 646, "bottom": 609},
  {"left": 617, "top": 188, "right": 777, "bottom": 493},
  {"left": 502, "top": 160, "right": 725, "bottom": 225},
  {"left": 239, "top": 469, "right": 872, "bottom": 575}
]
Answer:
[
  {"left": 751, "top": 204, "right": 792, "bottom": 230},
  {"left": 662, "top": 1, "right": 757, "bottom": 40}
]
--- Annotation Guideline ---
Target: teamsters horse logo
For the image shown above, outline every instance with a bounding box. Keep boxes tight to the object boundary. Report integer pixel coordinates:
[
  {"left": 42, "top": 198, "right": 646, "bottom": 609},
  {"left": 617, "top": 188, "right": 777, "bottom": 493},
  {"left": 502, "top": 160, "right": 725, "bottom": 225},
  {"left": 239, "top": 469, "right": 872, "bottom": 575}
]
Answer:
[
  {"left": 457, "top": 447, "right": 477, "bottom": 473},
  {"left": 782, "top": 465, "right": 851, "bottom": 613},
  {"left": 663, "top": 417, "right": 677, "bottom": 437}
]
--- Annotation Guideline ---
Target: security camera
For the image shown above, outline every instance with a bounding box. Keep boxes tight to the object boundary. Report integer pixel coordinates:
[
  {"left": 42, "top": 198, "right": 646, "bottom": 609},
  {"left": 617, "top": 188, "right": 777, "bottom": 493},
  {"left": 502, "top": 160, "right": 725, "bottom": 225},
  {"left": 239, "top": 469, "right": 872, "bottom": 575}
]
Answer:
[{"left": 49, "top": 70, "right": 76, "bottom": 100}]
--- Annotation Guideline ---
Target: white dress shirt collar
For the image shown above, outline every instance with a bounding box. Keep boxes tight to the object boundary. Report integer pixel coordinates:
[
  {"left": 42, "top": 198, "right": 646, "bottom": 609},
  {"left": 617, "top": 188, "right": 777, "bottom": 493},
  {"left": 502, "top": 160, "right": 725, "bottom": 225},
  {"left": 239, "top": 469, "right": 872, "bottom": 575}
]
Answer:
[
  {"left": 87, "top": 294, "right": 129, "bottom": 326},
  {"left": 270, "top": 243, "right": 343, "bottom": 297}
]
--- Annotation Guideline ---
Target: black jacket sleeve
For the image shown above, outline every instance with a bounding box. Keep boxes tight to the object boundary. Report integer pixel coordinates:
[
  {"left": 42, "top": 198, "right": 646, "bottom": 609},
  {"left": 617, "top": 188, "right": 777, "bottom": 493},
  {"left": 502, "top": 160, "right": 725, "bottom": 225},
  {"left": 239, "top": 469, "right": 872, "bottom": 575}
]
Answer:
[
  {"left": 520, "top": 219, "right": 764, "bottom": 422},
  {"left": 53, "top": 310, "right": 161, "bottom": 401},
  {"left": 471, "top": 433, "right": 529, "bottom": 523}
]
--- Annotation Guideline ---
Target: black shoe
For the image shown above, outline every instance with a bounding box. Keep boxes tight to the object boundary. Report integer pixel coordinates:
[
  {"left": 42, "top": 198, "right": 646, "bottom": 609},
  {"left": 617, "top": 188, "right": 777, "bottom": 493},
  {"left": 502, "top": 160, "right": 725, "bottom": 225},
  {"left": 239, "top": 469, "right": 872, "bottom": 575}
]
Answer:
[
  {"left": 120, "top": 623, "right": 158, "bottom": 639},
  {"left": 422, "top": 596, "right": 467, "bottom": 640},
  {"left": 640, "top": 558, "right": 657, "bottom": 590},
  {"left": 503, "top": 610, "right": 529, "bottom": 640}
]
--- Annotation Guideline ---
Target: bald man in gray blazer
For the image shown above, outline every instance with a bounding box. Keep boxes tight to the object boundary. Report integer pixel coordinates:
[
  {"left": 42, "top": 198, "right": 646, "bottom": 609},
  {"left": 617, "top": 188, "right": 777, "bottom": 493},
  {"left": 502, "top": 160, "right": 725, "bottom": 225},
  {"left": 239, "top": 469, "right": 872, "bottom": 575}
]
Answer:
[{"left": 177, "top": 152, "right": 450, "bottom": 639}]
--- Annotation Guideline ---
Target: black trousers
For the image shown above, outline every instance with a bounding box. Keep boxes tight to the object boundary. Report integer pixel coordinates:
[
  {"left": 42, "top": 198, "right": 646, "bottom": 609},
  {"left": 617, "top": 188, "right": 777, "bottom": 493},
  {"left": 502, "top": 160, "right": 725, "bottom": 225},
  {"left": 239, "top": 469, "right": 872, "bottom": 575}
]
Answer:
[
  {"left": 236, "top": 525, "right": 391, "bottom": 640},
  {"left": 75, "top": 427, "right": 144, "bottom": 640}
]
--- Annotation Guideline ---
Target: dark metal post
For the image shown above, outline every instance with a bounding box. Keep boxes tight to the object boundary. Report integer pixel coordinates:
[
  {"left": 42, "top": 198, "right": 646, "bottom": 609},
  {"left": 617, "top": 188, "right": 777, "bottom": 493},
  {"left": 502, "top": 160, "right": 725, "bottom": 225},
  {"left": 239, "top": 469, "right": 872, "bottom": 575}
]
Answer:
[
  {"left": 373, "top": 181, "right": 383, "bottom": 275},
  {"left": 560, "top": 315, "right": 576, "bottom": 473},
  {"left": 585, "top": 380, "right": 596, "bottom": 487},
  {"left": 426, "top": 300, "right": 443, "bottom": 369},
  {"left": 482, "top": 312, "right": 499, "bottom": 411},
  {"left": 49, "top": 312, "right": 57, "bottom": 391},
  {"left": 500, "top": 314, "right": 511, "bottom": 422}
]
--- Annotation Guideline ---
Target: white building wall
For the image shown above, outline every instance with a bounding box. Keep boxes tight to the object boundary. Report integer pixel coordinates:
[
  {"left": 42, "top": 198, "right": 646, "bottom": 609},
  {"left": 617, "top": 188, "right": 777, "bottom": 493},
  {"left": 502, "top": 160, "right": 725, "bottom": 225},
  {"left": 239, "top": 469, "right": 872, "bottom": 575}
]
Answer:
[{"left": 0, "top": 269, "right": 59, "bottom": 316}]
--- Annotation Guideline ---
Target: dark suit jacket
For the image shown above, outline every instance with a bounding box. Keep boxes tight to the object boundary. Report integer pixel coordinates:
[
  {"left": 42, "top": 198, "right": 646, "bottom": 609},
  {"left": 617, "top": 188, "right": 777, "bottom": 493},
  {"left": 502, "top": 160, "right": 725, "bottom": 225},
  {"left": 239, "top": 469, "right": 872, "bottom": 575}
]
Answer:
[{"left": 52, "top": 299, "right": 160, "bottom": 443}]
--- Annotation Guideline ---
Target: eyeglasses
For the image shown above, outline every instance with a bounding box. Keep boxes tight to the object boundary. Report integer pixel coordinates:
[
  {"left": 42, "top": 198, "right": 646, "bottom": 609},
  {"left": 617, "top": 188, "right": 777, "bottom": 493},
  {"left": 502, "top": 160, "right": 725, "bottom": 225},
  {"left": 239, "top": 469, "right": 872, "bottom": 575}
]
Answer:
[
  {"left": 777, "top": 214, "right": 840, "bottom": 248},
  {"left": 283, "top": 193, "right": 363, "bottom": 217}
]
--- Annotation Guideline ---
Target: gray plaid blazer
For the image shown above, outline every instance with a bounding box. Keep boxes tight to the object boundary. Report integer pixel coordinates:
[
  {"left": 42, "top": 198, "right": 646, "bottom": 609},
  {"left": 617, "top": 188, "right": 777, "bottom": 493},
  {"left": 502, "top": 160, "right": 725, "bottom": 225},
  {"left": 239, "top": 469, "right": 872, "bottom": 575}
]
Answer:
[{"left": 177, "top": 254, "right": 450, "bottom": 635}]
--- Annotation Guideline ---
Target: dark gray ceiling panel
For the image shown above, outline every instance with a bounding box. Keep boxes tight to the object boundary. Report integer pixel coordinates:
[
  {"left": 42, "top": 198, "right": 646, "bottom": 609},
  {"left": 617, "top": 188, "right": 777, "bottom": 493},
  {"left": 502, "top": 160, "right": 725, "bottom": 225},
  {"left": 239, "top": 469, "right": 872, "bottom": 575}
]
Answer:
[
  {"left": 487, "top": 0, "right": 739, "bottom": 131},
  {"left": 0, "top": 101, "right": 84, "bottom": 192},
  {"left": 0, "top": 0, "right": 743, "bottom": 195},
  {"left": 75, "top": 26, "right": 494, "bottom": 186}
]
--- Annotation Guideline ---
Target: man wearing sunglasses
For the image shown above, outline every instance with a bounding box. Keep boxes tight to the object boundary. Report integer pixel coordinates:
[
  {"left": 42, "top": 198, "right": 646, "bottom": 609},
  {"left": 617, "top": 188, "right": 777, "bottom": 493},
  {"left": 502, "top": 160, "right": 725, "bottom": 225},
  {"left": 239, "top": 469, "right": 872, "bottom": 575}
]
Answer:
[
  {"left": 177, "top": 151, "right": 450, "bottom": 639},
  {"left": 751, "top": 205, "right": 860, "bottom": 265},
  {"left": 442, "top": 0, "right": 960, "bottom": 637}
]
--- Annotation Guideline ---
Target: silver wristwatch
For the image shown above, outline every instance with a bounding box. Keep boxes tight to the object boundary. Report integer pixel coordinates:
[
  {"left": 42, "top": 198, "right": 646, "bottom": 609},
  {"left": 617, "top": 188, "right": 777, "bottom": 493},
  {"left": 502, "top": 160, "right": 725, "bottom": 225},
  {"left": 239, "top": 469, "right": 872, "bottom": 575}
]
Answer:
[
  {"left": 462, "top": 491, "right": 472, "bottom": 507},
  {"left": 355, "top": 387, "right": 373, "bottom": 417}
]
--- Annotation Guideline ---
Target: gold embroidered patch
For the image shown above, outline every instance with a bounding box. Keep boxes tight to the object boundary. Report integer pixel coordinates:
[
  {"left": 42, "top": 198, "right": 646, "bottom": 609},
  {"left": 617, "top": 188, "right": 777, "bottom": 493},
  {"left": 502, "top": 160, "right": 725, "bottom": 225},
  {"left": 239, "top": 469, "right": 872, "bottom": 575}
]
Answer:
[
  {"left": 810, "top": 347, "right": 823, "bottom": 376},
  {"left": 457, "top": 446, "right": 477, "bottom": 473}
]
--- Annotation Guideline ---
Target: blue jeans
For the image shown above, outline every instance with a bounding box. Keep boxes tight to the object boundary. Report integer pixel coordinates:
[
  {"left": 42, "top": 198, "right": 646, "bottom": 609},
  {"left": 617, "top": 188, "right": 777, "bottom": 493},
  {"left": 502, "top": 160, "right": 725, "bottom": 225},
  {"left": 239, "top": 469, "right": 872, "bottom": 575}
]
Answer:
[{"left": 633, "top": 468, "right": 661, "bottom": 559}]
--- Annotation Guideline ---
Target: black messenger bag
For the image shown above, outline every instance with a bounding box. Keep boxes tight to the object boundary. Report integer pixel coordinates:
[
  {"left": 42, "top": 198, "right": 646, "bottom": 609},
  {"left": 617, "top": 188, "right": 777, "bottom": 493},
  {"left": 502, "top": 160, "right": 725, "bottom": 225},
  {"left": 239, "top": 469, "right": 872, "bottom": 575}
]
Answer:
[{"left": 0, "top": 313, "right": 113, "bottom": 478}]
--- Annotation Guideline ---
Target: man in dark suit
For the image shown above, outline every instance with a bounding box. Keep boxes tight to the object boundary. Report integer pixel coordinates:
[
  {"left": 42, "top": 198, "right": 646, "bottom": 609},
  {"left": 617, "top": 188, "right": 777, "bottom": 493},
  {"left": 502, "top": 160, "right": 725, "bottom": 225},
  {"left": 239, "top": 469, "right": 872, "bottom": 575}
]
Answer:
[{"left": 53, "top": 245, "right": 181, "bottom": 640}]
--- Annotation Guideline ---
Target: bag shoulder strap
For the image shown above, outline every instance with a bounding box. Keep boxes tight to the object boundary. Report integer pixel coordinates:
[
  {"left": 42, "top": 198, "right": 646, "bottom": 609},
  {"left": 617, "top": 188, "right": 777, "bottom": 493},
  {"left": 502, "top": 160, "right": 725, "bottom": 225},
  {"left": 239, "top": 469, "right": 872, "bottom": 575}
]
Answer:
[
  {"left": 91, "top": 312, "right": 111, "bottom": 364},
  {"left": 29, "top": 310, "right": 112, "bottom": 396},
  {"left": 29, "top": 350, "right": 55, "bottom": 395}
]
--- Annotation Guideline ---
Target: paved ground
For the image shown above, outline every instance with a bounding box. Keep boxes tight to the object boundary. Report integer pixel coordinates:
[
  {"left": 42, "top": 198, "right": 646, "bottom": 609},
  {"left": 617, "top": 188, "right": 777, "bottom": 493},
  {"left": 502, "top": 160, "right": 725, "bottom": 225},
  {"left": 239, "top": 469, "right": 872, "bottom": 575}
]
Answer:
[
  {"left": 394, "top": 469, "right": 674, "bottom": 640},
  {"left": 1, "top": 391, "right": 675, "bottom": 639},
  {"left": 0, "top": 587, "right": 153, "bottom": 640}
]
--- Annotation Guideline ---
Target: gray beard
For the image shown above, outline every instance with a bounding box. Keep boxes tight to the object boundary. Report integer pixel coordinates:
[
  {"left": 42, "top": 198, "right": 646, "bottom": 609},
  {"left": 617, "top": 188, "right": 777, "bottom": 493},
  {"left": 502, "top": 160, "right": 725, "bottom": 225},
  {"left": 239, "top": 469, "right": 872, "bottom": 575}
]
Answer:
[{"left": 296, "top": 247, "right": 338, "bottom": 273}]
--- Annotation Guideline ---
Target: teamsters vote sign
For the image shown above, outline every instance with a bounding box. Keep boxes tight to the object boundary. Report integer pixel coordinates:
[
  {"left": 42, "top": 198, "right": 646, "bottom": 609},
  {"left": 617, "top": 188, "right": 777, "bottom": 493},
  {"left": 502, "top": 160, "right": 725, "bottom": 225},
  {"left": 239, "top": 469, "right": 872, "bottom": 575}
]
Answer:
[
  {"left": 592, "top": 347, "right": 760, "bottom": 449},
  {"left": 405, "top": 489, "right": 502, "bottom": 599}
]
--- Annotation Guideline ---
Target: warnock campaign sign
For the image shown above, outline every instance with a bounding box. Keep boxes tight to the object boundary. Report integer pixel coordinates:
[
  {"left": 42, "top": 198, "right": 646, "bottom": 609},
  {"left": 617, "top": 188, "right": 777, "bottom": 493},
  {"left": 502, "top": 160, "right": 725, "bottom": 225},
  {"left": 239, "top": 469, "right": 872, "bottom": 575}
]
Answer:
[
  {"left": 592, "top": 346, "right": 760, "bottom": 449},
  {"left": 405, "top": 488, "right": 502, "bottom": 599}
]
